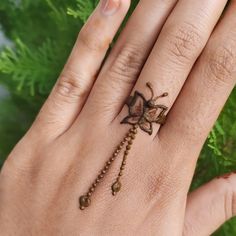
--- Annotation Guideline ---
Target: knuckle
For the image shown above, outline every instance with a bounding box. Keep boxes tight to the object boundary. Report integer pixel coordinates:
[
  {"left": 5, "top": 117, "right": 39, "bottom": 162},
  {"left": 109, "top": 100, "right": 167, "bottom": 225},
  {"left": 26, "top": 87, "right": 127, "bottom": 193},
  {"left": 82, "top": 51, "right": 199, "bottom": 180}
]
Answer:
[
  {"left": 107, "top": 44, "right": 144, "bottom": 86},
  {"left": 56, "top": 70, "right": 89, "bottom": 102},
  {"left": 164, "top": 22, "right": 203, "bottom": 64},
  {"left": 206, "top": 43, "right": 236, "bottom": 85}
]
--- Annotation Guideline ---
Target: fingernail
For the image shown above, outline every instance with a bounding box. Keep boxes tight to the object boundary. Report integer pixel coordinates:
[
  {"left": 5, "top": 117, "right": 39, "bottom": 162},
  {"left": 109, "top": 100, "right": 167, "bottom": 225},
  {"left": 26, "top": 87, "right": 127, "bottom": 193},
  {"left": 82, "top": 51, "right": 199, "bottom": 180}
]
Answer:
[{"left": 101, "top": 0, "right": 121, "bottom": 16}]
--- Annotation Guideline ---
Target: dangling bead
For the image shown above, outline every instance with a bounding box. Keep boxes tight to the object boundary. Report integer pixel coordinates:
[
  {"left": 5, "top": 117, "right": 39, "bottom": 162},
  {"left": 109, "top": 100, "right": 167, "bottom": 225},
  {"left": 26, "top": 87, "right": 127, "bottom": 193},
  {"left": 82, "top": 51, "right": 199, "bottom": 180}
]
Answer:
[
  {"left": 111, "top": 180, "right": 122, "bottom": 195},
  {"left": 79, "top": 126, "right": 136, "bottom": 210},
  {"left": 79, "top": 195, "right": 91, "bottom": 210}
]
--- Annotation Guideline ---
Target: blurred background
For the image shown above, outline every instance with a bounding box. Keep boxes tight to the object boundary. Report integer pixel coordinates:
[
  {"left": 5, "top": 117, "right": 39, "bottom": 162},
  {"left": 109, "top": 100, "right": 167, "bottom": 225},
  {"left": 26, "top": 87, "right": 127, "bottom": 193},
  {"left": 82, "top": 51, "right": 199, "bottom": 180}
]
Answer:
[{"left": 0, "top": 0, "right": 235, "bottom": 235}]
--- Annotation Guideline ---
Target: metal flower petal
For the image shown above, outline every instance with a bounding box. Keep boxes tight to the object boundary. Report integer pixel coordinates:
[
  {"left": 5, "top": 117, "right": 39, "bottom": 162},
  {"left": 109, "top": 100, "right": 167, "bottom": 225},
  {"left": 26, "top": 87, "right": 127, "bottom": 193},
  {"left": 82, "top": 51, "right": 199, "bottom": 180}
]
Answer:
[
  {"left": 128, "top": 91, "right": 146, "bottom": 117},
  {"left": 121, "top": 115, "right": 140, "bottom": 125},
  {"left": 139, "top": 117, "right": 153, "bottom": 135}
]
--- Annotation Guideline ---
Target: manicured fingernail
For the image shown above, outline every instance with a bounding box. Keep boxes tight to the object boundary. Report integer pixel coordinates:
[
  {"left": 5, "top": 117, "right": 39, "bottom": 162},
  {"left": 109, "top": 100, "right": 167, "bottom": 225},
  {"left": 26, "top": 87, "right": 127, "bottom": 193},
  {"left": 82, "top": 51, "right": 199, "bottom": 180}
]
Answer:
[{"left": 101, "top": 0, "right": 120, "bottom": 16}]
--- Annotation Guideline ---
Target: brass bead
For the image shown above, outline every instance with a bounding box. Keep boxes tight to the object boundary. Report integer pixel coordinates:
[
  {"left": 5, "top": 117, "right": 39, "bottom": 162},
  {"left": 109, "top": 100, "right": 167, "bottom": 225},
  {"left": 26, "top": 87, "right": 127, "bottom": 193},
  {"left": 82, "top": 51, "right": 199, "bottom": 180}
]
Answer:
[
  {"left": 102, "top": 170, "right": 106, "bottom": 174},
  {"left": 111, "top": 181, "right": 121, "bottom": 195},
  {"left": 122, "top": 161, "right": 126, "bottom": 165},
  {"left": 132, "top": 129, "right": 138, "bottom": 134},
  {"left": 79, "top": 195, "right": 91, "bottom": 209},
  {"left": 96, "top": 179, "right": 100, "bottom": 183},
  {"left": 126, "top": 145, "right": 131, "bottom": 150},
  {"left": 107, "top": 161, "right": 111, "bottom": 165},
  {"left": 124, "top": 150, "right": 129, "bottom": 155},
  {"left": 128, "top": 140, "right": 133, "bottom": 145},
  {"left": 92, "top": 183, "right": 97, "bottom": 188},
  {"left": 105, "top": 165, "right": 109, "bottom": 170},
  {"left": 90, "top": 187, "right": 95, "bottom": 192},
  {"left": 118, "top": 172, "right": 123, "bottom": 177},
  {"left": 110, "top": 157, "right": 115, "bottom": 161},
  {"left": 87, "top": 192, "right": 92, "bottom": 197},
  {"left": 121, "top": 141, "right": 125, "bottom": 145},
  {"left": 130, "top": 134, "right": 135, "bottom": 139},
  {"left": 121, "top": 166, "right": 125, "bottom": 170},
  {"left": 99, "top": 174, "right": 104, "bottom": 179},
  {"left": 113, "top": 152, "right": 118, "bottom": 157}
]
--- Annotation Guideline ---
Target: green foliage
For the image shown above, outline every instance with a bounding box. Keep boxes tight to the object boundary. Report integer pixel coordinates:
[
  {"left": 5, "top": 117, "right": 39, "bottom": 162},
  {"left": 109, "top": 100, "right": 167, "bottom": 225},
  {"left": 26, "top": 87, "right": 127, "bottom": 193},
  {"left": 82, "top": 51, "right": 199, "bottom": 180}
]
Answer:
[
  {"left": 0, "top": 39, "right": 60, "bottom": 96},
  {"left": 0, "top": 96, "right": 32, "bottom": 166},
  {"left": 0, "top": 0, "right": 235, "bottom": 235},
  {"left": 67, "top": 0, "right": 99, "bottom": 22}
]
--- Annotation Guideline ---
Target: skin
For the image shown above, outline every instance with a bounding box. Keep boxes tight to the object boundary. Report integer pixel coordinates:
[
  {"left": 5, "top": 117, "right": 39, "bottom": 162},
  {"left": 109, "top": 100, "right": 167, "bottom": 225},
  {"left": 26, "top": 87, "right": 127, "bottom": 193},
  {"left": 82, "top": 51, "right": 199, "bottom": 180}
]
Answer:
[{"left": 0, "top": 0, "right": 236, "bottom": 235}]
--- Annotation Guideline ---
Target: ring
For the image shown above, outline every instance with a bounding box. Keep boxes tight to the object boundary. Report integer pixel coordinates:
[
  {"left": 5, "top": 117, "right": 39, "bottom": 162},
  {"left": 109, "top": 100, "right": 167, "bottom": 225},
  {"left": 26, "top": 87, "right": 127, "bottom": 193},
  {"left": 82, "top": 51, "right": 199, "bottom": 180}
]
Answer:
[{"left": 79, "top": 82, "right": 169, "bottom": 210}]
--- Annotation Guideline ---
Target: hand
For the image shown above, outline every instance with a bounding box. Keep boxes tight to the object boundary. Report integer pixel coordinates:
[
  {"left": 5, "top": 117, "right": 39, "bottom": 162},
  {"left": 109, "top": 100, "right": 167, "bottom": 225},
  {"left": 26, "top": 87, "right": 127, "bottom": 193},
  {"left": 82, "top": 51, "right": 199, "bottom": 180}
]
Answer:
[{"left": 0, "top": 0, "right": 236, "bottom": 235}]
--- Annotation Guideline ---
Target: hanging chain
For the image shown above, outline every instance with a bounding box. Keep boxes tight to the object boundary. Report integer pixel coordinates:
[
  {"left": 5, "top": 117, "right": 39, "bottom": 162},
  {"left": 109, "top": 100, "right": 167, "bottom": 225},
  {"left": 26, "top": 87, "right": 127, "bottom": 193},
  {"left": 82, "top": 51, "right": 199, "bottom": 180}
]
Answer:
[
  {"left": 79, "top": 124, "right": 138, "bottom": 210},
  {"left": 111, "top": 125, "right": 138, "bottom": 196}
]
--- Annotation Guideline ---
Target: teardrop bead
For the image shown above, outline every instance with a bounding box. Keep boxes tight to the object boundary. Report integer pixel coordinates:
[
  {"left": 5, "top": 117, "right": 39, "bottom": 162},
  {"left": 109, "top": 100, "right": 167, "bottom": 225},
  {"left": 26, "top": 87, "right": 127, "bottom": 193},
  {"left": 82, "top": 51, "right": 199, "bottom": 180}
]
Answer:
[
  {"left": 79, "top": 195, "right": 91, "bottom": 209},
  {"left": 111, "top": 181, "right": 122, "bottom": 195}
]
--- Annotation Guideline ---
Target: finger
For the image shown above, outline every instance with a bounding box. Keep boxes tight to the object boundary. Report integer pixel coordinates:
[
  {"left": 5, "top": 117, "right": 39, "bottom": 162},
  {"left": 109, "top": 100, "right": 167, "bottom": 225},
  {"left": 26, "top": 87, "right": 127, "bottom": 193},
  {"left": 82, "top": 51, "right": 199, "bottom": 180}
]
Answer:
[
  {"left": 159, "top": 0, "right": 236, "bottom": 174},
  {"left": 184, "top": 173, "right": 236, "bottom": 236},
  {"left": 78, "top": 0, "right": 178, "bottom": 123},
  {"left": 116, "top": 0, "right": 227, "bottom": 136},
  {"left": 31, "top": 0, "right": 130, "bottom": 140}
]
